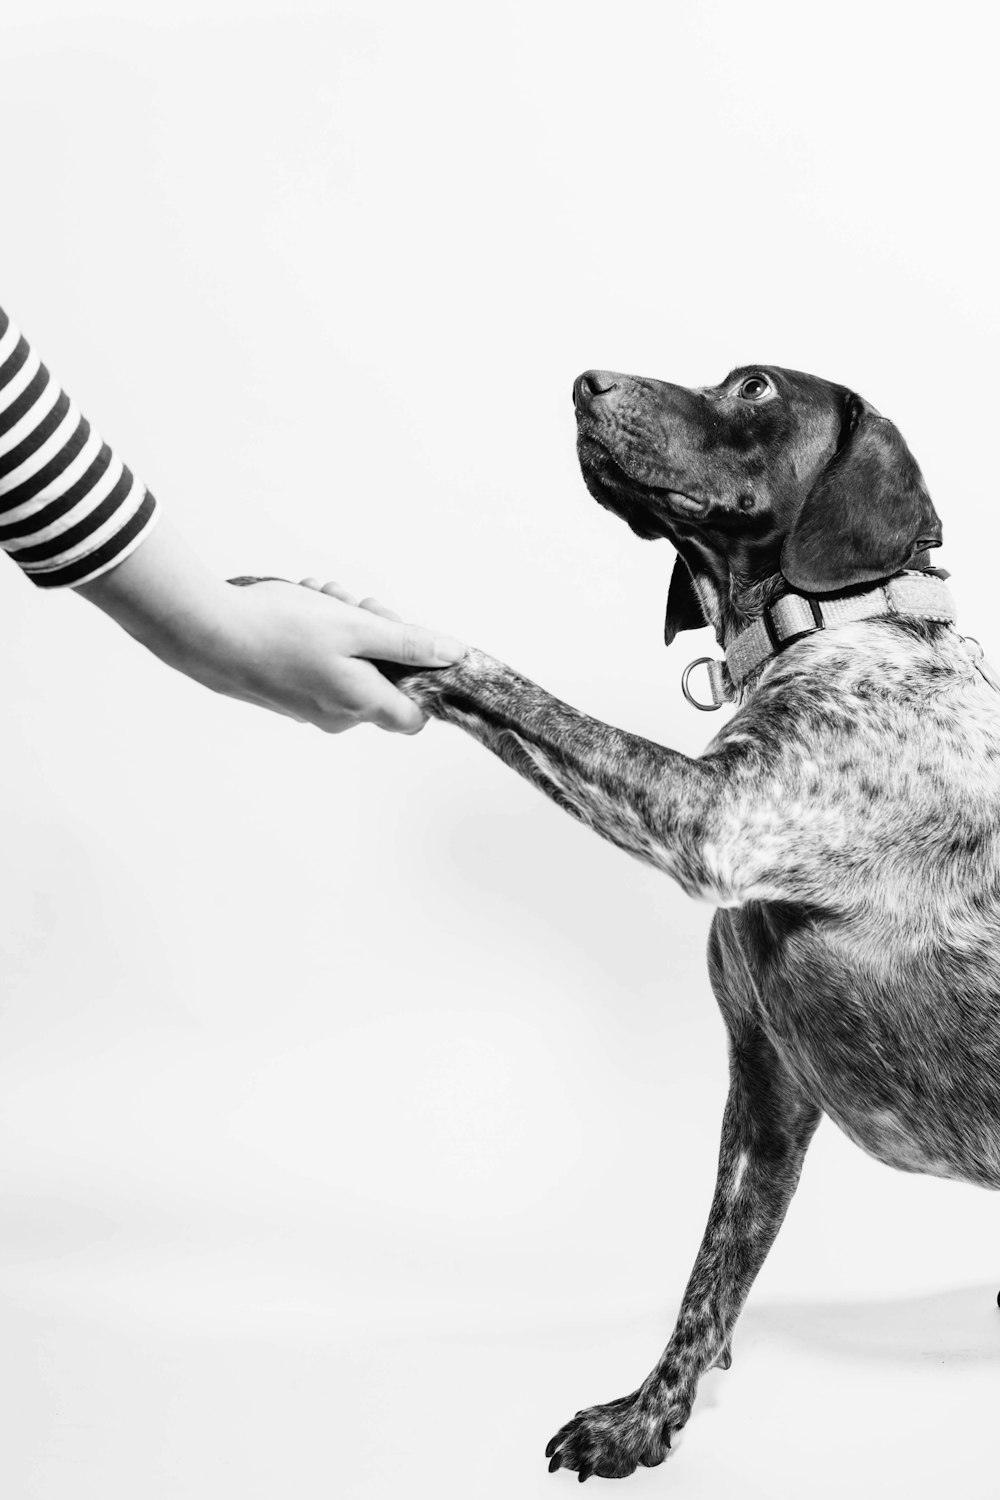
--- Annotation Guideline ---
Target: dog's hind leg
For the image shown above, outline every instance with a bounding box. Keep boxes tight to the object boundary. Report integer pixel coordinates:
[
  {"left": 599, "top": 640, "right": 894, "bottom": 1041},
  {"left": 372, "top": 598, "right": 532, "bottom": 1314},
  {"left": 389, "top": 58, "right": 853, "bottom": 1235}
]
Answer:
[{"left": 544, "top": 1016, "right": 821, "bottom": 1480}]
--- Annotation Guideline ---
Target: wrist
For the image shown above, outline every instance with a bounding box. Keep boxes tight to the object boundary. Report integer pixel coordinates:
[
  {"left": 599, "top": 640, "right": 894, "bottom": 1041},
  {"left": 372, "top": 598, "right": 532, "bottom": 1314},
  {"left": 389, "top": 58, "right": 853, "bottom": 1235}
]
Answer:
[
  {"left": 77, "top": 519, "right": 257, "bottom": 697},
  {"left": 147, "top": 583, "right": 252, "bottom": 696}
]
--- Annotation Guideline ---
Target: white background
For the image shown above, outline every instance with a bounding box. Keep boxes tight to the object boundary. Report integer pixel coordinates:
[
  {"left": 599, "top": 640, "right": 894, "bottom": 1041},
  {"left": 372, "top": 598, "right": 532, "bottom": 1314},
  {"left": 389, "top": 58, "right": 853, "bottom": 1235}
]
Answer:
[{"left": 1, "top": 2, "right": 998, "bottom": 1496}]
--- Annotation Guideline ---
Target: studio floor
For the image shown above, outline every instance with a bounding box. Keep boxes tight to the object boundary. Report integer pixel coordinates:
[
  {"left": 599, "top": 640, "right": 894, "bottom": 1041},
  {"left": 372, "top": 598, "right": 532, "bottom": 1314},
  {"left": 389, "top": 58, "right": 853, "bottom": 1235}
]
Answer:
[{"left": 1, "top": 1259, "right": 997, "bottom": 1499}]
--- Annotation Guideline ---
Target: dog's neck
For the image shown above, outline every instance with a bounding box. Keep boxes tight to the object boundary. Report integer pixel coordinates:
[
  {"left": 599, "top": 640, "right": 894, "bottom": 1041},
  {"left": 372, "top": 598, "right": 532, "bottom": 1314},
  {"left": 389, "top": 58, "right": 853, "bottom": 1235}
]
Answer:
[
  {"left": 680, "top": 565, "right": 957, "bottom": 710},
  {"left": 682, "top": 542, "right": 937, "bottom": 650}
]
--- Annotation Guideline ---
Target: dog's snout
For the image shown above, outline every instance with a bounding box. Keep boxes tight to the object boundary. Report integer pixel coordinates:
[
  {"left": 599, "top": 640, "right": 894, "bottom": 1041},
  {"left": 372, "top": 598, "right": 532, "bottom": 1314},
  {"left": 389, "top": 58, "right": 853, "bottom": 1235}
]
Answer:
[{"left": 573, "top": 370, "right": 619, "bottom": 411}]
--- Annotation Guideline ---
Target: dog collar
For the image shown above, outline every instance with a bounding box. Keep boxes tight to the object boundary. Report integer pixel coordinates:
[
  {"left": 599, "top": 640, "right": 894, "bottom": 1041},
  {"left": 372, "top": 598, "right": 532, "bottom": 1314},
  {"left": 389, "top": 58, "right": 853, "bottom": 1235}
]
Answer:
[{"left": 681, "top": 571, "right": 957, "bottom": 710}]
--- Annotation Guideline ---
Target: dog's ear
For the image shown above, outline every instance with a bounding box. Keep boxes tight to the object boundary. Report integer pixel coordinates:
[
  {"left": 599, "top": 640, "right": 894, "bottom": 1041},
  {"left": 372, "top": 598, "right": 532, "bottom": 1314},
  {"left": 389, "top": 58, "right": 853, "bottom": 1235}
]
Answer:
[
  {"left": 781, "top": 394, "right": 942, "bottom": 594},
  {"left": 664, "top": 554, "right": 707, "bottom": 645}
]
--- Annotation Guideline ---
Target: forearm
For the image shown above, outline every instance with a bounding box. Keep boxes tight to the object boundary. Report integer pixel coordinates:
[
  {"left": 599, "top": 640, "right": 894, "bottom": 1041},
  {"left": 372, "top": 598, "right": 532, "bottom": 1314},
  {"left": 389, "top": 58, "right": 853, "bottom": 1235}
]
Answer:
[
  {"left": 398, "top": 651, "right": 716, "bottom": 887},
  {"left": 76, "top": 517, "right": 240, "bottom": 692}
]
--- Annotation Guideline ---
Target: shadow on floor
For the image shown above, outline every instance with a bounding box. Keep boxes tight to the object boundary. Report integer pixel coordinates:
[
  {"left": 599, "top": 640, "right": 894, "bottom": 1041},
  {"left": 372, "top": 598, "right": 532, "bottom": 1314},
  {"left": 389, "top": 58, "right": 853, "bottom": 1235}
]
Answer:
[{"left": 741, "top": 1283, "right": 1000, "bottom": 1366}]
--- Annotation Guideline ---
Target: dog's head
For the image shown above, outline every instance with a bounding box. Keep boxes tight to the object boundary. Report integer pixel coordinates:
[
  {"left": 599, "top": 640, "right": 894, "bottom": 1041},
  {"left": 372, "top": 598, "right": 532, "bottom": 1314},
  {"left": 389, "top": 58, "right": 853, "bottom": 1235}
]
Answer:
[{"left": 573, "top": 366, "right": 942, "bottom": 644}]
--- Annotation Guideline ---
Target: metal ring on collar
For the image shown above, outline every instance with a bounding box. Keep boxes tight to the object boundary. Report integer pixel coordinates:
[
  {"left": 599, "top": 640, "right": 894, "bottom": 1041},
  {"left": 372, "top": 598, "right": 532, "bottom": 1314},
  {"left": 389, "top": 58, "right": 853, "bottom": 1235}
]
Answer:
[{"left": 681, "top": 657, "right": 723, "bottom": 711}]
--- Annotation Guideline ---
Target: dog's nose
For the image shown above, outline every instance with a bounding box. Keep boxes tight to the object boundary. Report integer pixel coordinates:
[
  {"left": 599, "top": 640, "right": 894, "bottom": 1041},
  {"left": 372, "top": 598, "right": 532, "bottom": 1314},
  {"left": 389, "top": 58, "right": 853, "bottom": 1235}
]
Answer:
[{"left": 573, "top": 371, "right": 619, "bottom": 410}]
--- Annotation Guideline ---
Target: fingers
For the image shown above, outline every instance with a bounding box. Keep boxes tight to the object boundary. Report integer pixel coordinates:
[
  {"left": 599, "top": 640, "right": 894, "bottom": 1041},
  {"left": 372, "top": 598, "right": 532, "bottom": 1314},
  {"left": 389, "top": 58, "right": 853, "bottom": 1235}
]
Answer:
[
  {"left": 299, "top": 577, "right": 359, "bottom": 606},
  {"left": 295, "top": 581, "right": 463, "bottom": 668},
  {"left": 370, "top": 697, "right": 428, "bottom": 734},
  {"left": 354, "top": 675, "right": 428, "bottom": 735},
  {"left": 359, "top": 595, "right": 402, "bottom": 623},
  {"left": 351, "top": 611, "right": 466, "bottom": 668},
  {"left": 301, "top": 656, "right": 428, "bottom": 736}
]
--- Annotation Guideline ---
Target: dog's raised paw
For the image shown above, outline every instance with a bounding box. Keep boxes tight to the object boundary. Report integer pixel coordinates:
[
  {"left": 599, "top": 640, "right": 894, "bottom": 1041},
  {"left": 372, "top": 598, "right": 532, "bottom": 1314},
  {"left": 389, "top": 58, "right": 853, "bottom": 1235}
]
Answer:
[{"left": 544, "top": 1382, "right": 692, "bottom": 1480}]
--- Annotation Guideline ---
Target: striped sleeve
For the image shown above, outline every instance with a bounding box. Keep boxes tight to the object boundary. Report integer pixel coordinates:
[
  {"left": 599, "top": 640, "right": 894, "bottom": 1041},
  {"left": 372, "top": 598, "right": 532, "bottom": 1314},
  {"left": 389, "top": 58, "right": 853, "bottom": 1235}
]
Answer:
[{"left": 0, "top": 304, "right": 158, "bottom": 588}]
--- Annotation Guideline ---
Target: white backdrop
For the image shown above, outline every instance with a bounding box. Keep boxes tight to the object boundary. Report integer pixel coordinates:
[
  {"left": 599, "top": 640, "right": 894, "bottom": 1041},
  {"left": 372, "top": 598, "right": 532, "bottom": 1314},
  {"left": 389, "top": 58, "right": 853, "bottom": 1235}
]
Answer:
[{"left": 0, "top": 2, "right": 998, "bottom": 1496}]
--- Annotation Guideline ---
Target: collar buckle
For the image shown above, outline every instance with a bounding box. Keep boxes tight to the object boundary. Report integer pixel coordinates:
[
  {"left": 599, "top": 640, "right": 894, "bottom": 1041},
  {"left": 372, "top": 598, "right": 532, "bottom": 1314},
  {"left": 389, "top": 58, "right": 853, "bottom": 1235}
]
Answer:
[{"left": 760, "top": 595, "right": 825, "bottom": 654}]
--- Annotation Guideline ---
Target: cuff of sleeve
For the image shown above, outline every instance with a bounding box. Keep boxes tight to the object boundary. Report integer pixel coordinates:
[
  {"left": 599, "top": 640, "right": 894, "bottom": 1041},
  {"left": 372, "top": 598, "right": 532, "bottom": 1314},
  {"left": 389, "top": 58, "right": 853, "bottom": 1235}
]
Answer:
[{"left": 30, "top": 490, "right": 161, "bottom": 590}]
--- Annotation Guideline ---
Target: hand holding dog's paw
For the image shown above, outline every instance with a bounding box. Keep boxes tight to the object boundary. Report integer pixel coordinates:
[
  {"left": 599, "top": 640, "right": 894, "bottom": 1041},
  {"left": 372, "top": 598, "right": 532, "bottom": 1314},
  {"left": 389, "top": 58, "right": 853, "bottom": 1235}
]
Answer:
[
  {"left": 545, "top": 1379, "right": 693, "bottom": 1481},
  {"left": 217, "top": 574, "right": 467, "bottom": 733},
  {"left": 383, "top": 645, "right": 500, "bottom": 714}
]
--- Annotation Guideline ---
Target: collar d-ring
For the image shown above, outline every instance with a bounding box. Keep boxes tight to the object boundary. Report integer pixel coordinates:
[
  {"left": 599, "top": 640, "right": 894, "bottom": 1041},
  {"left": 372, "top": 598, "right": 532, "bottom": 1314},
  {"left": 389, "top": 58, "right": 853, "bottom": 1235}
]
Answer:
[{"left": 681, "top": 656, "right": 726, "bottom": 710}]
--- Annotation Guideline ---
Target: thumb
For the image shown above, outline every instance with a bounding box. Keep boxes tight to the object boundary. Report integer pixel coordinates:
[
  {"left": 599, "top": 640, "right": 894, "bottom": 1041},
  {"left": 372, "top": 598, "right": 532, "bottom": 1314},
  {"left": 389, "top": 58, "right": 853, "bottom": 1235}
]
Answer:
[{"left": 352, "top": 613, "right": 467, "bottom": 668}]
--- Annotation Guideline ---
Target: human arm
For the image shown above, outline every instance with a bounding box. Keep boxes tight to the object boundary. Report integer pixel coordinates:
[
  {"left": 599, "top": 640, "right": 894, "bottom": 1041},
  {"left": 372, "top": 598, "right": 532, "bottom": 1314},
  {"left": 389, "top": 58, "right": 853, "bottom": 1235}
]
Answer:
[
  {"left": 0, "top": 301, "right": 464, "bottom": 732},
  {"left": 77, "top": 520, "right": 466, "bottom": 733}
]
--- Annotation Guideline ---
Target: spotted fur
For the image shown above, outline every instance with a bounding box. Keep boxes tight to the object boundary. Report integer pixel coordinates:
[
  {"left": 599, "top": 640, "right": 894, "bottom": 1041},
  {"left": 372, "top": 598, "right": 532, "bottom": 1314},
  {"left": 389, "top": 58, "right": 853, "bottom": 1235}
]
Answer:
[{"left": 395, "top": 363, "right": 1000, "bottom": 1479}]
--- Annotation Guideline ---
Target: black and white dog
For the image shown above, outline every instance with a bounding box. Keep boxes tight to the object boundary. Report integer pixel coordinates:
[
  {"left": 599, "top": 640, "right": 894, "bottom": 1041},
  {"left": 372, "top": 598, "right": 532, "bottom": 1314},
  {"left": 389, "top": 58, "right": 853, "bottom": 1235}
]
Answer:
[{"left": 387, "top": 365, "right": 1000, "bottom": 1480}]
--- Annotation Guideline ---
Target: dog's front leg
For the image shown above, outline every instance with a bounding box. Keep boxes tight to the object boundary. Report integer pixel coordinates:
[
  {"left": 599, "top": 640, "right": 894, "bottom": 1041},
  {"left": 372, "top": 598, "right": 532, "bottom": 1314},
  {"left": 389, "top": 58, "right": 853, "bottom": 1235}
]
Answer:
[
  {"left": 395, "top": 650, "right": 718, "bottom": 894},
  {"left": 544, "top": 1016, "right": 821, "bottom": 1479}
]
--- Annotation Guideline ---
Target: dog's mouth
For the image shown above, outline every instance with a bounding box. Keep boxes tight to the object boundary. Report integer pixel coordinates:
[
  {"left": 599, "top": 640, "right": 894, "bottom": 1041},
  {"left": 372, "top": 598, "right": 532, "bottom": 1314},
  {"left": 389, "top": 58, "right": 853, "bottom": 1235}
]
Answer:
[{"left": 576, "top": 431, "right": 708, "bottom": 538}]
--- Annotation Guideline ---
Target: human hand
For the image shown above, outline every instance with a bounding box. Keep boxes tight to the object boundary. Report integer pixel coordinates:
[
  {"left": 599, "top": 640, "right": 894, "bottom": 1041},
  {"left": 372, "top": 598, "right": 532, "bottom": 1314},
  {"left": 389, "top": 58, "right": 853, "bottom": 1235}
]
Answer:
[{"left": 223, "top": 576, "right": 466, "bottom": 733}]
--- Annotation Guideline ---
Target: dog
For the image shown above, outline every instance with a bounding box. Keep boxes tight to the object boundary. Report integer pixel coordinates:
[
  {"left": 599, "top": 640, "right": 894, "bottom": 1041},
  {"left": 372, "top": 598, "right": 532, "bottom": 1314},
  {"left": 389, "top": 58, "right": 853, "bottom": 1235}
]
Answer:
[{"left": 384, "top": 364, "right": 1000, "bottom": 1480}]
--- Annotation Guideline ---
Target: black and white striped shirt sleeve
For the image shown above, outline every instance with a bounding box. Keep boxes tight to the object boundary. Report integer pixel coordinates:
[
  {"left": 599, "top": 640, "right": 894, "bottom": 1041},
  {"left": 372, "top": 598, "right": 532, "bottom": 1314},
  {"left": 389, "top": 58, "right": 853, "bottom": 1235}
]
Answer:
[{"left": 0, "top": 304, "right": 158, "bottom": 588}]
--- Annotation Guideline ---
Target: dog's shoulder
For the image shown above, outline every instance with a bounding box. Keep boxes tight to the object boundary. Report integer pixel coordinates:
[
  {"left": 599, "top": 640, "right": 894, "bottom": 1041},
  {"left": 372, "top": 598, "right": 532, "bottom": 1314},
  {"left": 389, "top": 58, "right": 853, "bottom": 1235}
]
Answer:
[
  {"left": 690, "top": 620, "right": 1000, "bottom": 908},
  {"left": 710, "top": 618, "right": 1000, "bottom": 784}
]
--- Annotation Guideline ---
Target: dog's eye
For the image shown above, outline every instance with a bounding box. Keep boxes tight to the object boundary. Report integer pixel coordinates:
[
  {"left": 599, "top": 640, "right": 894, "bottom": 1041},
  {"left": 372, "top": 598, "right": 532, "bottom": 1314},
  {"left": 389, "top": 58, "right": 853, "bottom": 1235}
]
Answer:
[{"left": 738, "top": 376, "right": 770, "bottom": 401}]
